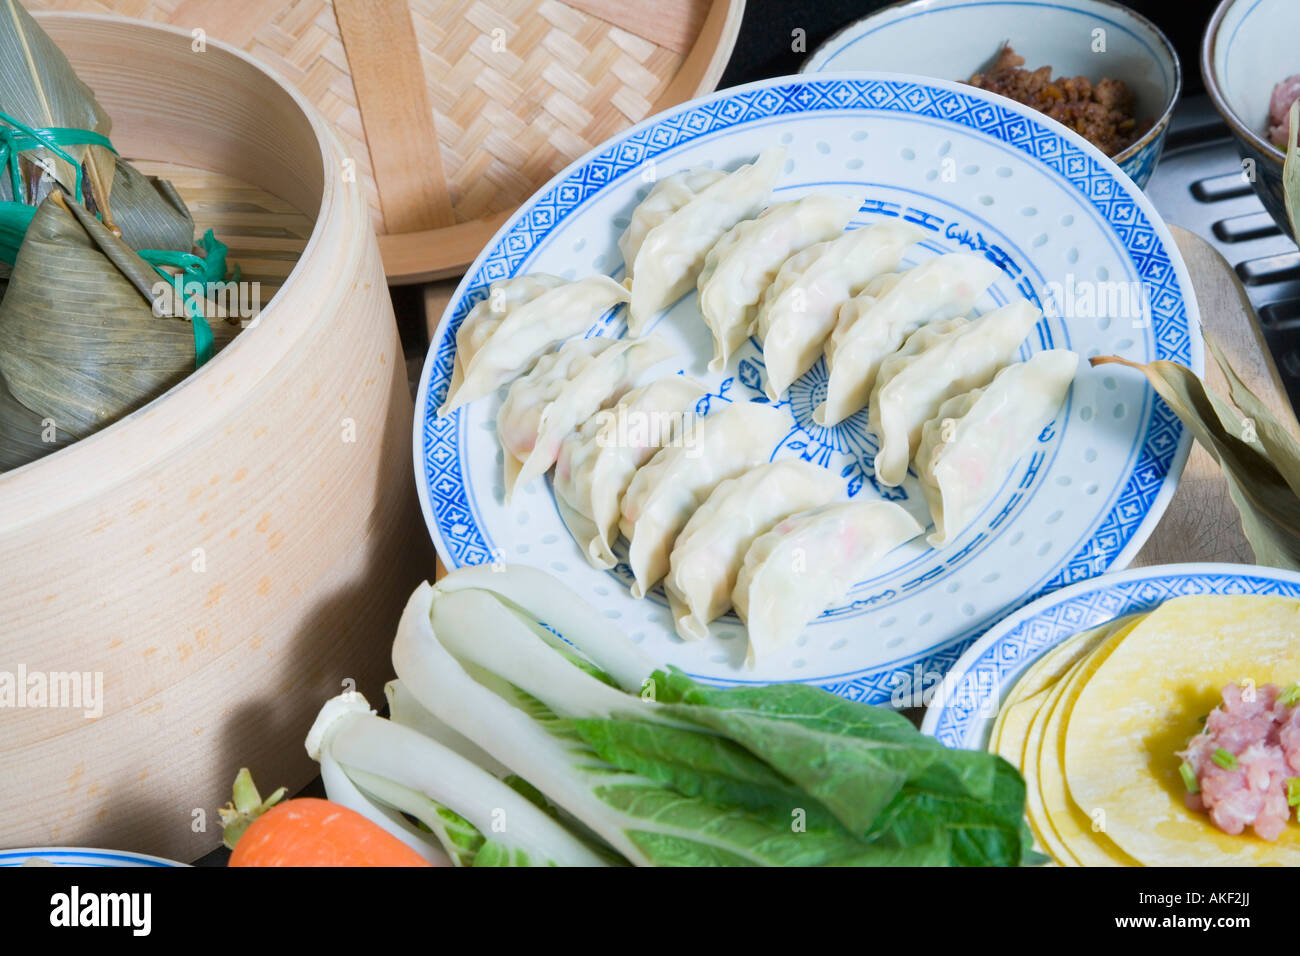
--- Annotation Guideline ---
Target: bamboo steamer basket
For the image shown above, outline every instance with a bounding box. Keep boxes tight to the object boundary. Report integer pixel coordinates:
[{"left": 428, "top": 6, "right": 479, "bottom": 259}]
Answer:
[
  {"left": 23, "top": 0, "right": 746, "bottom": 284},
  {"left": 0, "top": 14, "right": 433, "bottom": 859}
]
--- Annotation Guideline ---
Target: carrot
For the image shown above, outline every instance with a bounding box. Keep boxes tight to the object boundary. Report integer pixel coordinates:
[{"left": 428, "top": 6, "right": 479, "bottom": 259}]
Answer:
[{"left": 219, "top": 768, "right": 432, "bottom": 867}]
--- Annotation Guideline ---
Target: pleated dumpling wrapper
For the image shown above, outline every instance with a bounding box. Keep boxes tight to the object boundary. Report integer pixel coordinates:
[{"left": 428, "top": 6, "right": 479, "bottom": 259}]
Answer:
[
  {"left": 619, "top": 401, "right": 788, "bottom": 598},
  {"left": 869, "top": 298, "right": 1042, "bottom": 487},
  {"left": 0, "top": 194, "right": 237, "bottom": 455},
  {"left": 697, "top": 192, "right": 862, "bottom": 372},
  {"left": 438, "top": 274, "right": 630, "bottom": 416},
  {"left": 553, "top": 374, "right": 708, "bottom": 570},
  {"left": 916, "top": 349, "right": 1077, "bottom": 546},
  {"left": 818, "top": 253, "right": 1002, "bottom": 426},
  {"left": 620, "top": 149, "right": 784, "bottom": 334},
  {"left": 732, "top": 500, "right": 923, "bottom": 666},
  {"left": 663, "top": 460, "right": 843, "bottom": 641},
  {"left": 497, "top": 335, "right": 674, "bottom": 500},
  {"left": 755, "top": 219, "right": 925, "bottom": 402},
  {"left": 1062, "top": 595, "right": 1300, "bottom": 866}
]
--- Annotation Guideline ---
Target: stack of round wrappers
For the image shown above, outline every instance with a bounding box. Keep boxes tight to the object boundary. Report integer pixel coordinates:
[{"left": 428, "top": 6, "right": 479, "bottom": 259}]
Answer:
[{"left": 989, "top": 594, "right": 1300, "bottom": 866}]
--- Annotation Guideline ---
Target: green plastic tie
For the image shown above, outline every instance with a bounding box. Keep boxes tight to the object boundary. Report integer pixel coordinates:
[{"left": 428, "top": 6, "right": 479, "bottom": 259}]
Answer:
[
  {"left": 0, "top": 109, "right": 117, "bottom": 207},
  {"left": 0, "top": 201, "right": 35, "bottom": 265},
  {"left": 139, "top": 230, "right": 237, "bottom": 369}
]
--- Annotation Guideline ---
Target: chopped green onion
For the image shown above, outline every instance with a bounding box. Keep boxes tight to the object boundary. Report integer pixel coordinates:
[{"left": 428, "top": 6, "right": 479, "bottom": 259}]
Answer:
[
  {"left": 1279, "top": 683, "right": 1300, "bottom": 707},
  {"left": 1288, "top": 779, "right": 1300, "bottom": 808},
  {"left": 1212, "top": 748, "right": 1238, "bottom": 770},
  {"left": 1179, "top": 762, "right": 1200, "bottom": 794}
]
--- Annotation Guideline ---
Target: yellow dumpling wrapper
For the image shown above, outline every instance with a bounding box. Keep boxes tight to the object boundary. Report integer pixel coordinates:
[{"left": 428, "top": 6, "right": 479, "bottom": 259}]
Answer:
[
  {"left": 989, "top": 616, "right": 1140, "bottom": 754},
  {"left": 1063, "top": 595, "right": 1300, "bottom": 867},
  {"left": 1036, "top": 619, "right": 1142, "bottom": 867},
  {"left": 1023, "top": 662, "right": 1086, "bottom": 866}
]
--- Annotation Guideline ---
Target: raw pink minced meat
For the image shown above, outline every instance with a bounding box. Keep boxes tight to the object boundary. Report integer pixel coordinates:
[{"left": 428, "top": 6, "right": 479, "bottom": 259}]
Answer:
[
  {"left": 1177, "top": 682, "right": 1299, "bottom": 841},
  {"left": 1268, "top": 75, "right": 1300, "bottom": 149}
]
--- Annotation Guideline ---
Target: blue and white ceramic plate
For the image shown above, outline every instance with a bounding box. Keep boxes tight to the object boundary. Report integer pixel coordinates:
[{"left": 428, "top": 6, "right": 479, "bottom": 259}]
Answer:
[
  {"left": 0, "top": 847, "right": 185, "bottom": 867},
  {"left": 921, "top": 563, "right": 1300, "bottom": 747},
  {"left": 414, "top": 72, "right": 1201, "bottom": 705}
]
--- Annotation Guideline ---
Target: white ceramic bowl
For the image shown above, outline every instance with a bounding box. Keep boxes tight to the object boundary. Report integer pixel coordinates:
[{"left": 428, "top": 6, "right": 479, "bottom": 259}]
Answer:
[
  {"left": 1202, "top": 0, "right": 1299, "bottom": 238},
  {"left": 801, "top": 0, "right": 1181, "bottom": 188}
]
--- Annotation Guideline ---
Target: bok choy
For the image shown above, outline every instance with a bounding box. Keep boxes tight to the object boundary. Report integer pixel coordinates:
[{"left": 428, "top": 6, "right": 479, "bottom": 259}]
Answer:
[{"left": 307, "top": 564, "right": 1037, "bottom": 866}]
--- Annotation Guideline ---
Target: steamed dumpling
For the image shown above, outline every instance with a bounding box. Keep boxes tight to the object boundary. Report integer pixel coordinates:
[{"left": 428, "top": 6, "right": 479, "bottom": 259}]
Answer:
[
  {"left": 755, "top": 220, "right": 926, "bottom": 402},
  {"left": 621, "top": 149, "right": 784, "bottom": 334},
  {"left": 439, "top": 274, "right": 630, "bottom": 416},
  {"left": 817, "top": 253, "right": 1003, "bottom": 426},
  {"left": 916, "top": 349, "right": 1078, "bottom": 547},
  {"left": 868, "top": 299, "right": 1041, "bottom": 486},
  {"left": 697, "top": 193, "right": 862, "bottom": 372},
  {"left": 663, "top": 460, "right": 843, "bottom": 641},
  {"left": 732, "top": 501, "right": 923, "bottom": 666},
  {"left": 619, "top": 402, "right": 788, "bottom": 598},
  {"left": 553, "top": 375, "right": 708, "bottom": 570},
  {"left": 497, "top": 335, "right": 673, "bottom": 500}
]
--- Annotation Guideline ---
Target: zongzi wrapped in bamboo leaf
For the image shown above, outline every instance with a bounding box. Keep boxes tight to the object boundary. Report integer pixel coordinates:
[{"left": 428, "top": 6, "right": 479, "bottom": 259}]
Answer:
[
  {"left": 0, "top": 192, "right": 238, "bottom": 444},
  {"left": 0, "top": 0, "right": 112, "bottom": 212},
  {"left": 0, "top": 0, "right": 194, "bottom": 255}
]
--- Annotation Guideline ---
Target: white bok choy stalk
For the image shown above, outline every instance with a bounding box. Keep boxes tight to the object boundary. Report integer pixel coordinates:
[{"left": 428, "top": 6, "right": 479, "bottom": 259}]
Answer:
[
  {"left": 384, "top": 679, "right": 510, "bottom": 778},
  {"left": 394, "top": 572, "right": 880, "bottom": 867},
  {"left": 427, "top": 562, "right": 653, "bottom": 692},
  {"left": 316, "top": 730, "right": 451, "bottom": 866},
  {"left": 307, "top": 692, "right": 609, "bottom": 867}
]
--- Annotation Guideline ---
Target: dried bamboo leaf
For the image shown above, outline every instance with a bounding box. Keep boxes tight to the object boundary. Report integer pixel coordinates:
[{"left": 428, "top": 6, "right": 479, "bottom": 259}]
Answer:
[
  {"left": 110, "top": 160, "right": 194, "bottom": 252},
  {"left": 0, "top": 360, "right": 64, "bottom": 470},
  {"left": 0, "top": 193, "right": 236, "bottom": 441},
  {"left": 1204, "top": 335, "right": 1300, "bottom": 497},
  {"left": 1092, "top": 354, "right": 1300, "bottom": 570}
]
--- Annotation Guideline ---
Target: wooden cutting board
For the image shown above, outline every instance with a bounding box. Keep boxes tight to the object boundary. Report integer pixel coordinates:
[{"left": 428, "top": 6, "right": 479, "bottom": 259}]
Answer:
[{"left": 421, "top": 225, "right": 1297, "bottom": 577}]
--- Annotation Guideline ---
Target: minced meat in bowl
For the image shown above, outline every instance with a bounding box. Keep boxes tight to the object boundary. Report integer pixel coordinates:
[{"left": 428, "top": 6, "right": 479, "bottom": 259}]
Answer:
[{"left": 967, "top": 45, "right": 1152, "bottom": 158}]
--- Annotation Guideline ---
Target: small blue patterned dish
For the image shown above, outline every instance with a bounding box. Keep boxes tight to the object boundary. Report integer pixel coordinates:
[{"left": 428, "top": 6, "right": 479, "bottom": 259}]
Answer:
[
  {"left": 921, "top": 562, "right": 1300, "bottom": 747},
  {"left": 0, "top": 847, "right": 185, "bottom": 866},
  {"left": 414, "top": 71, "right": 1200, "bottom": 706},
  {"left": 800, "top": 0, "right": 1181, "bottom": 189}
]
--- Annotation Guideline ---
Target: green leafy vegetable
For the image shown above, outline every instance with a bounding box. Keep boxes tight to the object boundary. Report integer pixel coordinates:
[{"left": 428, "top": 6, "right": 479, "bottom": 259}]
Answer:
[
  {"left": 340, "top": 566, "right": 1042, "bottom": 867},
  {"left": 1180, "top": 761, "right": 1200, "bottom": 794},
  {"left": 1279, "top": 682, "right": 1300, "bottom": 707}
]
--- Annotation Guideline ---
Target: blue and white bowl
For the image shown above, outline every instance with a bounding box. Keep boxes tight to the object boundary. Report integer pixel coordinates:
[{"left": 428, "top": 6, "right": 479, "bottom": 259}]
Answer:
[
  {"left": 801, "top": 0, "right": 1181, "bottom": 189},
  {"left": 1202, "top": 0, "right": 1299, "bottom": 240}
]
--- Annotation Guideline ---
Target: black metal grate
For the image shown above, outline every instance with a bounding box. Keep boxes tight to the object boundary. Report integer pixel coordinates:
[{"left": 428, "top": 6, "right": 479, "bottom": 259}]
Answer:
[{"left": 1145, "top": 95, "right": 1300, "bottom": 408}]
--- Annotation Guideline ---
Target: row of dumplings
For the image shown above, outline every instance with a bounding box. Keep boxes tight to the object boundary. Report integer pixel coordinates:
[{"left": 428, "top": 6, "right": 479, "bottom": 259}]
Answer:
[
  {"left": 619, "top": 147, "right": 1074, "bottom": 436},
  {"left": 564, "top": 398, "right": 927, "bottom": 665},
  {"left": 433, "top": 150, "right": 1079, "bottom": 662}
]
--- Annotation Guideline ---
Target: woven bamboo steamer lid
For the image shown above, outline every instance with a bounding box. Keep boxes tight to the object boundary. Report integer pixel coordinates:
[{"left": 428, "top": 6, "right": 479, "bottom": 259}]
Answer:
[{"left": 24, "top": 0, "right": 745, "bottom": 284}]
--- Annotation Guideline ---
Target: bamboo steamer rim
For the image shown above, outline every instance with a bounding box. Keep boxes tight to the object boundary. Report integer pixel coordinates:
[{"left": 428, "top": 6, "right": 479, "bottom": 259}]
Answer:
[{"left": 0, "top": 13, "right": 349, "bottom": 528}]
